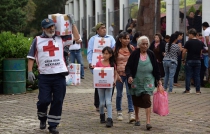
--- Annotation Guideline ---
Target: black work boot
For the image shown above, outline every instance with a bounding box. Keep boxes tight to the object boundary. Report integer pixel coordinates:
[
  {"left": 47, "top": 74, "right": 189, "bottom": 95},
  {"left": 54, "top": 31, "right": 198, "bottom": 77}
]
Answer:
[
  {"left": 100, "top": 113, "right": 106, "bottom": 123},
  {"left": 39, "top": 121, "right": 46, "bottom": 129},
  {"left": 49, "top": 127, "right": 59, "bottom": 134},
  {"left": 106, "top": 118, "right": 113, "bottom": 127}
]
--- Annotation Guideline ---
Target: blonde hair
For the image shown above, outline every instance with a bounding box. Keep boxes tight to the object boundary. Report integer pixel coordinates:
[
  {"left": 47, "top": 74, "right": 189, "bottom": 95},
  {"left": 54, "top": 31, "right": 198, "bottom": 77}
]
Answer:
[{"left": 137, "top": 35, "right": 150, "bottom": 48}]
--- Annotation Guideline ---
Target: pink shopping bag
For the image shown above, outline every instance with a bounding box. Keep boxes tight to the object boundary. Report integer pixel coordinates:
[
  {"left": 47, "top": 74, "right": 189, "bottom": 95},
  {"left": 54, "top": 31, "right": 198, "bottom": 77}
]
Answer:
[{"left": 153, "top": 85, "right": 169, "bottom": 116}]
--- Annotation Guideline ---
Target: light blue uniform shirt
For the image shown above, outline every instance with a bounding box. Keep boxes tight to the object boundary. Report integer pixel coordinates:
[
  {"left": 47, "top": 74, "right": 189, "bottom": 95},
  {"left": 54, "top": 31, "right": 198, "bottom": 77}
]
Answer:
[{"left": 87, "top": 34, "right": 116, "bottom": 64}]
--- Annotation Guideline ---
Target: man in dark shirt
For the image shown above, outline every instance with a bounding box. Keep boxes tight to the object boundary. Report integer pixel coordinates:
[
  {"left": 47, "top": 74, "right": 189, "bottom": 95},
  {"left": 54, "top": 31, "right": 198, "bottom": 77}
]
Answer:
[{"left": 182, "top": 28, "right": 203, "bottom": 94}]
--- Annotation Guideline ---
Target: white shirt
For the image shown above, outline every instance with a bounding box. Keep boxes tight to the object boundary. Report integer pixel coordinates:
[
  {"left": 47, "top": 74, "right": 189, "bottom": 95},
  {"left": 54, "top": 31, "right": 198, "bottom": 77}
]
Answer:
[
  {"left": 69, "top": 35, "right": 82, "bottom": 50},
  {"left": 204, "top": 27, "right": 210, "bottom": 45},
  {"left": 108, "top": 26, "right": 113, "bottom": 36}
]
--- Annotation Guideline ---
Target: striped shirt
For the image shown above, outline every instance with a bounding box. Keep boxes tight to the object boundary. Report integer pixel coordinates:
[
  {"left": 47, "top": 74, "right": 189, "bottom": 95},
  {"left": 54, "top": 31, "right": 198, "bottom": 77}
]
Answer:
[{"left": 163, "top": 43, "right": 180, "bottom": 64}]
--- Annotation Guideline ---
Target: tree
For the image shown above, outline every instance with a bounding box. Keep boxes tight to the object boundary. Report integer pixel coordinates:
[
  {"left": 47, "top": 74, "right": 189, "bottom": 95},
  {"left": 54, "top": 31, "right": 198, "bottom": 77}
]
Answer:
[
  {"left": 0, "top": 0, "right": 28, "bottom": 33},
  {"left": 30, "top": 0, "right": 67, "bottom": 34},
  {"left": 136, "top": 0, "right": 161, "bottom": 41}
]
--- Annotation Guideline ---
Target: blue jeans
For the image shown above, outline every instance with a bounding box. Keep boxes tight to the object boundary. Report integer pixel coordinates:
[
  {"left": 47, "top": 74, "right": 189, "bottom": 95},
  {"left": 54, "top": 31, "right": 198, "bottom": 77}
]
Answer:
[
  {"left": 163, "top": 60, "right": 177, "bottom": 92},
  {"left": 69, "top": 49, "right": 84, "bottom": 77},
  {"left": 98, "top": 88, "right": 112, "bottom": 118},
  {"left": 185, "top": 60, "right": 201, "bottom": 91},
  {"left": 116, "top": 76, "right": 134, "bottom": 113}
]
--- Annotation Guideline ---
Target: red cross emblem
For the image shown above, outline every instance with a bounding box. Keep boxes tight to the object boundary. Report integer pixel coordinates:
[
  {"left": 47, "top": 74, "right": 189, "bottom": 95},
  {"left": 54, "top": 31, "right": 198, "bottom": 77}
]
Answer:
[
  {"left": 97, "top": 55, "right": 103, "bottom": 62},
  {"left": 99, "top": 70, "right": 107, "bottom": 78},
  {"left": 70, "top": 65, "right": 73, "bottom": 69},
  {"left": 43, "top": 40, "right": 59, "bottom": 56},
  {"left": 64, "top": 21, "right": 69, "bottom": 28},
  {"left": 99, "top": 38, "right": 105, "bottom": 45}
]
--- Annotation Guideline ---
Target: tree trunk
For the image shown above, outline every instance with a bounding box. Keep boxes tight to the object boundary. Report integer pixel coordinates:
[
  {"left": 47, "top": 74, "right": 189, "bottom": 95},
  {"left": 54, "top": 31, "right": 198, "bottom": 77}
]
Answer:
[{"left": 137, "top": 0, "right": 161, "bottom": 41}]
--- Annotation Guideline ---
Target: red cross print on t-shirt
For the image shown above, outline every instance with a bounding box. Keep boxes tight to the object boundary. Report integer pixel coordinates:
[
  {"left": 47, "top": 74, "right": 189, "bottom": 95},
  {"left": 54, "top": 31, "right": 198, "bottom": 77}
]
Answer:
[
  {"left": 98, "top": 38, "right": 105, "bottom": 45},
  {"left": 64, "top": 22, "right": 69, "bottom": 28},
  {"left": 99, "top": 70, "right": 107, "bottom": 78},
  {"left": 97, "top": 55, "right": 103, "bottom": 62},
  {"left": 43, "top": 40, "right": 59, "bottom": 56}
]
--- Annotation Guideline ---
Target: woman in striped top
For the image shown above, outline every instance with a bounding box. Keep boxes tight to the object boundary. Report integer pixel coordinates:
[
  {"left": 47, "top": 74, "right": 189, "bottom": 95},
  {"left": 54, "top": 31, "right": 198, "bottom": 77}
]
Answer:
[{"left": 163, "top": 33, "right": 181, "bottom": 93}]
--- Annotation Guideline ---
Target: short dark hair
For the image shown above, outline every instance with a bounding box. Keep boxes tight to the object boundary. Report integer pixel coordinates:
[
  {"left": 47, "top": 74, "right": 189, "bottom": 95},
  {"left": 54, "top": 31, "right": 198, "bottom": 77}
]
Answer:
[
  {"left": 165, "top": 35, "right": 170, "bottom": 39},
  {"left": 188, "top": 28, "right": 197, "bottom": 36},
  {"left": 202, "top": 22, "right": 209, "bottom": 27}
]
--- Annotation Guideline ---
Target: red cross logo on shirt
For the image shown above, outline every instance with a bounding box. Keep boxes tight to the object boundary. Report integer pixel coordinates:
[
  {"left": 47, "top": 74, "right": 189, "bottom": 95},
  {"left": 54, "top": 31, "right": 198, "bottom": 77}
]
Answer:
[
  {"left": 43, "top": 40, "right": 59, "bottom": 56},
  {"left": 99, "top": 70, "right": 107, "bottom": 78},
  {"left": 99, "top": 38, "right": 105, "bottom": 45},
  {"left": 64, "top": 22, "right": 69, "bottom": 28},
  {"left": 97, "top": 55, "right": 103, "bottom": 62},
  {"left": 70, "top": 65, "right": 73, "bottom": 69}
]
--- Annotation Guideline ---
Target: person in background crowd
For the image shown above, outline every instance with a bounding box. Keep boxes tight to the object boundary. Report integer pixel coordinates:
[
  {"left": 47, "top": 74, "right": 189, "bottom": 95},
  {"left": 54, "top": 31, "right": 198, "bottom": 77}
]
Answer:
[
  {"left": 163, "top": 33, "right": 181, "bottom": 93},
  {"left": 187, "top": 11, "right": 194, "bottom": 30},
  {"left": 126, "top": 27, "right": 133, "bottom": 41},
  {"left": 163, "top": 35, "right": 170, "bottom": 44},
  {"left": 130, "top": 31, "right": 142, "bottom": 48},
  {"left": 27, "top": 16, "right": 78, "bottom": 134},
  {"left": 182, "top": 28, "right": 203, "bottom": 94},
  {"left": 173, "top": 31, "right": 184, "bottom": 87},
  {"left": 114, "top": 32, "right": 135, "bottom": 123},
  {"left": 108, "top": 23, "right": 115, "bottom": 36},
  {"left": 115, "top": 30, "right": 124, "bottom": 40},
  {"left": 87, "top": 22, "right": 116, "bottom": 111},
  {"left": 82, "top": 29, "right": 87, "bottom": 48},
  {"left": 149, "top": 33, "right": 166, "bottom": 78},
  {"left": 194, "top": 10, "right": 202, "bottom": 33},
  {"left": 132, "top": 23, "right": 137, "bottom": 36},
  {"left": 202, "top": 22, "right": 210, "bottom": 82},
  {"left": 69, "top": 35, "right": 85, "bottom": 79},
  {"left": 196, "top": 33, "right": 208, "bottom": 87},
  {"left": 125, "top": 18, "right": 133, "bottom": 32},
  {"left": 88, "top": 27, "right": 96, "bottom": 41},
  {"left": 125, "top": 36, "right": 161, "bottom": 129},
  {"left": 161, "top": 16, "right": 166, "bottom": 38}
]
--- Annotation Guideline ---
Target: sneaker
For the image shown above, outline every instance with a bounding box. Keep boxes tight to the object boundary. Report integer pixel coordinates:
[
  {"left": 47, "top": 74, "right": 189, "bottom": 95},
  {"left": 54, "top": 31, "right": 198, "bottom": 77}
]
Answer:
[
  {"left": 128, "top": 112, "right": 135, "bottom": 123},
  {"left": 117, "top": 111, "right": 123, "bottom": 121},
  {"left": 81, "top": 76, "right": 85, "bottom": 79},
  {"left": 106, "top": 118, "right": 113, "bottom": 127},
  {"left": 196, "top": 91, "right": 201, "bottom": 95},
  {"left": 100, "top": 113, "right": 106, "bottom": 123},
  {"left": 173, "top": 83, "right": 181, "bottom": 87},
  {"left": 134, "top": 121, "right": 140, "bottom": 126},
  {"left": 182, "top": 90, "right": 190, "bottom": 94},
  {"left": 168, "top": 91, "right": 176, "bottom": 94}
]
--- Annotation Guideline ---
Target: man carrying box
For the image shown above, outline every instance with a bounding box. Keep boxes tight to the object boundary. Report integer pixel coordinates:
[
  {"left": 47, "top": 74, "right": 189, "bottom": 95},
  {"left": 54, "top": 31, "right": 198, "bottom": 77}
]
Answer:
[
  {"left": 87, "top": 22, "right": 116, "bottom": 111},
  {"left": 27, "top": 15, "right": 78, "bottom": 134}
]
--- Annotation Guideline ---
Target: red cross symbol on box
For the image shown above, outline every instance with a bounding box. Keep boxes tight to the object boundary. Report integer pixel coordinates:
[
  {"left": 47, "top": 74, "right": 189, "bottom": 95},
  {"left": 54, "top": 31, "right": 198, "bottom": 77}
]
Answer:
[
  {"left": 97, "top": 55, "right": 103, "bottom": 62},
  {"left": 98, "top": 38, "right": 105, "bottom": 45},
  {"left": 70, "top": 65, "right": 73, "bottom": 69},
  {"left": 43, "top": 40, "right": 59, "bottom": 56},
  {"left": 99, "top": 70, "right": 107, "bottom": 78},
  {"left": 64, "top": 21, "right": 69, "bottom": 28}
]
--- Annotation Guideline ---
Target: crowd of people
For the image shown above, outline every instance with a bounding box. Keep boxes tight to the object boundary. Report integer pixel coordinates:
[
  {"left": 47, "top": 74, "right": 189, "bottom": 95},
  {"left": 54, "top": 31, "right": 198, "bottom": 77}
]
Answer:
[{"left": 26, "top": 11, "right": 210, "bottom": 133}]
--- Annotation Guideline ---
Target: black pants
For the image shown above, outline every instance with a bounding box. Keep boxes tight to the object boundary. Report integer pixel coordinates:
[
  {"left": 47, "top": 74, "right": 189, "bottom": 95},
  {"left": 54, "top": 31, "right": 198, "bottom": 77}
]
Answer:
[
  {"left": 174, "top": 58, "right": 182, "bottom": 83},
  {"left": 200, "top": 59, "right": 206, "bottom": 86},
  {"left": 94, "top": 87, "right": 115, "bottom": 108}
]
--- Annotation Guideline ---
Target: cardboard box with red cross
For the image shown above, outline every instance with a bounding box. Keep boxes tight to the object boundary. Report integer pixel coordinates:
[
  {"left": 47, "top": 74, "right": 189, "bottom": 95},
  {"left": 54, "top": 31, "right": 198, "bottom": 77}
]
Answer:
[
  {"left": 93, "top": 37, "right": 111, "bottom": 53},
  {"left": 91, "top": 53, "right": 104, "bottom": 68},
  {"left": 67, "top": 63, "right": 81, "bottom": 86},
  {"left": 48, "top": 13, "right": 72, "bottom": 36},
  {"left": 68, "top": 63, "right": 80, "bottom": 74},
  {"left": 93, "top": 67, "right": 114, "bottom": 88}
]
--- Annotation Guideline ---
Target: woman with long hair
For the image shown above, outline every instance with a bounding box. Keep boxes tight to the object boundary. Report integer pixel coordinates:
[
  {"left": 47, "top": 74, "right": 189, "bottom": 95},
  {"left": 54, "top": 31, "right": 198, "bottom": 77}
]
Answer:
[
  {"left": 163, "top": 33, "right": 181, "bottom": 93},
  {"left": 114, "top": 31, "right": 135, "bottom": 123}
]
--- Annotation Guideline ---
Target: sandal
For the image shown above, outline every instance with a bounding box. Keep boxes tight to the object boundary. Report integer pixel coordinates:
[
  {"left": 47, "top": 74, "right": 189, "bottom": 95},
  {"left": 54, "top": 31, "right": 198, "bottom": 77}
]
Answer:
[
  {"left": 134, "top": 121, "right": 140, "bottom": 126},
  {"left": 146, "top": 124, "right": 152, "bottom": 130}
]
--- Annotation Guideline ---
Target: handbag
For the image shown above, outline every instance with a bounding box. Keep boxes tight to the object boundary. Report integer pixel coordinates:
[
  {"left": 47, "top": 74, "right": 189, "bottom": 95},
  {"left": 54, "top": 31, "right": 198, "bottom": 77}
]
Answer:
[{"left": 153, "top": 85, "right": 169, "bottom": 116}]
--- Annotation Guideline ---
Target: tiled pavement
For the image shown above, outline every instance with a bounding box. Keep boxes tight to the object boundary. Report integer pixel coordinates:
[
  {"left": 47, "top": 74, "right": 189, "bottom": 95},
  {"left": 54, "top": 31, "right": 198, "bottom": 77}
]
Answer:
[{"left": 0, "top": 55, "right": 210, "bottom": 134}]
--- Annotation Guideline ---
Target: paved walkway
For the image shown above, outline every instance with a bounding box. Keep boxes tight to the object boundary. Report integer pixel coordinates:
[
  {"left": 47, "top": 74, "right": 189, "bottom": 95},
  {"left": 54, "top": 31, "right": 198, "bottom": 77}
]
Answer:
[{"left": 0, "top": 55, "right": 210, "bottom": 134}]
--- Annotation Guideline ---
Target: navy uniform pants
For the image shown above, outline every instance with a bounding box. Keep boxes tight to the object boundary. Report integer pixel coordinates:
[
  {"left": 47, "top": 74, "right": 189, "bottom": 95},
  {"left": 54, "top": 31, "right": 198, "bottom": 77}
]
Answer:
[{"left": 37, "top": 73, "right": 66, "bottom": 128}]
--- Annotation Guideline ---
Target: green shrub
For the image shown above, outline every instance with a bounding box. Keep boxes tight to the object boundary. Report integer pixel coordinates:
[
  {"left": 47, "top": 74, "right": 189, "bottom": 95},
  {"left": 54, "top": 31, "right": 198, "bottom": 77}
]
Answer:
[{"left": 0, "top": 31, "right": 38, "bottom": 91}]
